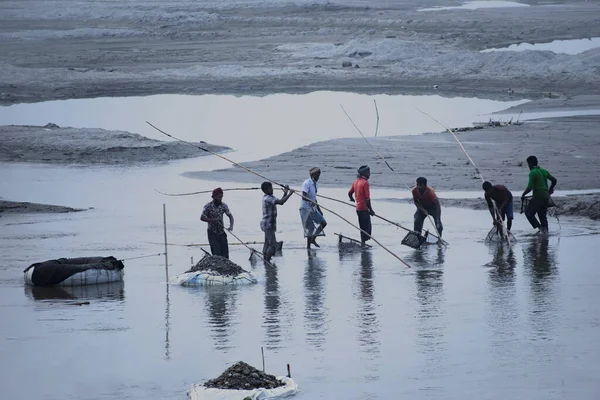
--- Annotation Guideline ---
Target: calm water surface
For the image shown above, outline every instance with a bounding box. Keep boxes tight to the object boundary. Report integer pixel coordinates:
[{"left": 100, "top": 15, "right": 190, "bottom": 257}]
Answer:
[{"left": 1, "top": 161, "right": 599, "bottom": 400}]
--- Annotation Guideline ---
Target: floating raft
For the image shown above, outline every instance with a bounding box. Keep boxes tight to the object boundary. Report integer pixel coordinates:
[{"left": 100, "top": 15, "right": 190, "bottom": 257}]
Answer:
[
  {"left": 170, "top": 254, "right": 257, "bottom": 286},
  {"left": 24, "top": 256, "right": 124, "bottom": 286},
  {"left": 189, "top": 377, "right": 297, "bottom": 400}
]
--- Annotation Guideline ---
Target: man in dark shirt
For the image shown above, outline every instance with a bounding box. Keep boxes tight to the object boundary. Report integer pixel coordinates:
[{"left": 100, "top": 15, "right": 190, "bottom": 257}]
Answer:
[
  {"left": 482, "top": 181, "right": 514, "bottom": 232},
  {"left": 201, "top": 187, "right": 234, "bottom": 259}
]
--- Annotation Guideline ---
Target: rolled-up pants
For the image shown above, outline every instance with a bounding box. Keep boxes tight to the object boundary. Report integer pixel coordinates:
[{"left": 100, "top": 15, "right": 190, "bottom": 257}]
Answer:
[{"left": 414, "top": 206, "right": 442, "bottom": 237}]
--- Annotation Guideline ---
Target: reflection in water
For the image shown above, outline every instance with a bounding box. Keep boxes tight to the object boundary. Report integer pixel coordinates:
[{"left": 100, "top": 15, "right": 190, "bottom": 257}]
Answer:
[
  {"left": 486, "top": 244, "right": 517, "bottom": 271},
  {"left": 165, "top": 284, "right": 171, "bottom": 360},
  {"left": 414, "top": 267, "right": 447, "bottom": 376},
  {"left": 204, "top": 286, "right": 238, "bottom": 351},
  {"left": 304, "top": 252, "right": 328, "bottom": 350},
  {"left": 263, "top": 264, "right": 282, "bottom": 350},
  {"left": 523, "top": 236, "right": 559, "bottom": 340},
  {"left": 354, "top": 250, "right": 380, "bottom": 357},
  {"left": 24, "top": 281, "right": 125, "bottom": 302},
  {"left": 485, "top": 244, "right": 518, "bottom": 360},
  {"left": 405, "top": 245, "right": 446, "bottom": 268}
]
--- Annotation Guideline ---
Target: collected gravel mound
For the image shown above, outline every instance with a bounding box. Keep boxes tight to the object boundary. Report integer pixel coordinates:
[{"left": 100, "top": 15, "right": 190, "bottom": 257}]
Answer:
[
  {"left": 204, "top": 361, "right": 285, "bottom": 390},
  {"left": 186, "top": 254, "right": 247, "bottom": 276}
]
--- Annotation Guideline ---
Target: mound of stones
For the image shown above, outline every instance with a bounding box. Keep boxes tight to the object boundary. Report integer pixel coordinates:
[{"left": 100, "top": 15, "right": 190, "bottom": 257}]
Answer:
[
  {"left": 204, "top": 361, "right": 285, "bottom": 390},
  {"left": 186, "top": 254, "right": 247, "bottom": 276}
]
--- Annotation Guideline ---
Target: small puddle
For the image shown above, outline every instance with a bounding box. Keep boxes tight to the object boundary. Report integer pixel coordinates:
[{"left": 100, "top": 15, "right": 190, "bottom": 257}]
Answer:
[
  {"left": 418, "top": 1, "right": 529, "bottom": 12},
  {"left": 482, "top": 37, "right": 600, "bottom": 55},
  {"left": 0, "top": 92, "right": 525, "bottom": 166}
]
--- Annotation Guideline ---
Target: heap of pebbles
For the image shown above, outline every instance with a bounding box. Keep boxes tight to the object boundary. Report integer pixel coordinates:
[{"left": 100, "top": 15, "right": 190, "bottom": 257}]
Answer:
[
  {"left": 186, "top": 254, "right": 247, "bottom": 276},
  {"left": 204, "top": 361, "right": 285, "bottom": 390}
]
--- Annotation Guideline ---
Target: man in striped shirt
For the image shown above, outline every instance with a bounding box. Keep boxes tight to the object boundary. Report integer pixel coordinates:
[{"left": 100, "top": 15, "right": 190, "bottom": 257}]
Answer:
[{"left": 261, "top": 182, "right": 294, "bottom": 262}]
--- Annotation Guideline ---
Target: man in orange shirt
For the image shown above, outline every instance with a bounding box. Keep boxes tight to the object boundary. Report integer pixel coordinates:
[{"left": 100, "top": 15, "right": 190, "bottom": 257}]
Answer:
[
  {"left": 412, "top": 177, "right": 443, "bottom": 238},
  {"left": 349, "top": 165, "right": 376, "bottom": 246}
]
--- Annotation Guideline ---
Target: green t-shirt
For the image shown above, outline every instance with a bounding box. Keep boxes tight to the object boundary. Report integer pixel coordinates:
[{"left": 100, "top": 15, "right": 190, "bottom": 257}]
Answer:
[{"left": 527, "top": 167, "right": 555, "bottom": 200}]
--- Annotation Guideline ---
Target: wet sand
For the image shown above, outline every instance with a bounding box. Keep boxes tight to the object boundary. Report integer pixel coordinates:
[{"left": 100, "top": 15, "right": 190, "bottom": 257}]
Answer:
[
  {"left": 0, "top": 124, "right": 229, "bottom": 164},
  {"left": 0, "top": 199, "right": 85, "bottom": 215},
  {"left": 186, "top": 112, "right": 600, "bottom": 191},
  {"left": 1, "top": 0, "right": 600, "bottom": 104}
]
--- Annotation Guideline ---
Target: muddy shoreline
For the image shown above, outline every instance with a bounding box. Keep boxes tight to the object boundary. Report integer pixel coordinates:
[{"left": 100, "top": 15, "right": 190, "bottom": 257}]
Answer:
[{"left": 0, "top": 200, "right": 85, "bottom": 215}]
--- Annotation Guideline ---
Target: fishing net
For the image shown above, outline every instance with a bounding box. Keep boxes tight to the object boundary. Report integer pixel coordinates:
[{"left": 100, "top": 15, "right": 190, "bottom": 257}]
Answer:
[
  {"left": 521, "top": 196, "right": 557, "bottom": 218},
  {"left": 484, "top": 226, "right": 517, "bottom": 244},
  {"left": 336, "top": 233, "right": 371, "bottom": 251},
  {"left": 401, "top": 231, "right": 428, "bottom": 249}
]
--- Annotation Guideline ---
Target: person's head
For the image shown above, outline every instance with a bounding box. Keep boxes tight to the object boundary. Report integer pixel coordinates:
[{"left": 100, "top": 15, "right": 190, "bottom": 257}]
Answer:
[
  {"left": 357, "top": 165, "right": 370, "bottom": 179},
  {"left": 212, "top": 187, "right": 224, "bottom": 204},
  {"left": 482, "top": 181, "right": 492, "bottom": 193},
  {"left": 261, "top": 181, "right": 273, "bottom": 195},
  {"left": 416, "top": 177, "right": 428, "bottom": 193},
  {"left": 526, "top": 155, "right": 538, "bottom": 170},
  {"left": 309, "top": 167, "right": 321, "bottom": 182}
]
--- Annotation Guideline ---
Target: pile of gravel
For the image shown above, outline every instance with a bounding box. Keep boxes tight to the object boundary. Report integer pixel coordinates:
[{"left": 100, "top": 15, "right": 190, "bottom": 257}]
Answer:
[
  {"left": 186, "top": 254, "right": 247, "bottom": 276},
  {"left": 204, "top": 361, "right": 285, "bottom": 390}
]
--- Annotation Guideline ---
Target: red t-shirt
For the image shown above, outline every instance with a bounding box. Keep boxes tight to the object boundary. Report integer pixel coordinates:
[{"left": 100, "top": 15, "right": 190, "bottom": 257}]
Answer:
[
  {"left": 412, "top": 186, "right": 438, "bottom": 208},
  {"left": 349, "top": 177, "right": 370, "bottom": 211}
]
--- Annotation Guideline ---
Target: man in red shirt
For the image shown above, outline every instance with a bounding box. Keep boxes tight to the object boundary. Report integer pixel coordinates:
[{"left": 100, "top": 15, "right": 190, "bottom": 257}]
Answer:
[
  {"left": 349, "top": 165, "right": 376, "bottom": 246},
  {"left": 412, "top": 177, "right": 443, "bottom": 237}
]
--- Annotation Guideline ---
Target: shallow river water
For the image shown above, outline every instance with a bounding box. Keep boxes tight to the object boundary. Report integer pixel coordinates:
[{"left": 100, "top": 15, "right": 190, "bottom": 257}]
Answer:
[{"left": 1, "top": 158, "right": 599, "bottom": 400}]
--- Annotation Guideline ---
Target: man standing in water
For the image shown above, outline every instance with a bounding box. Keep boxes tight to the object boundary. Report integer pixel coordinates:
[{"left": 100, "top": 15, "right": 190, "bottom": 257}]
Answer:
[
  {"left": 260, "top": 182, "right": 294, "bottom": 262},
  {"left": 201, "top": 187, "right": 234, "bottom": 258},
  {"left": 300, "top": 167, "right": 327, "bottom": 249},
  {"left": 348, "top": 165, "right": 375, "bottom": 246},
  {"left": 412, "top": 177, "right": 443, "bottom": 237},
  {"left": 482, "top": 181, "right": 514, "bottom": 232},
  {"left": 521, "top": 155, "right": 557, "bottom": 233}
]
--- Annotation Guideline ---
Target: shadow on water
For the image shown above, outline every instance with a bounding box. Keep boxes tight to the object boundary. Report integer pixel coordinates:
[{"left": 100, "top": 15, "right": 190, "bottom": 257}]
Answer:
[
  {"left": 522, "top": 236, "right": 559, "bottom": 341},
  {"left": 354, "top": 250, "right": 380, "bottom": 358},
  {"left": 204, "top": 285, "right": 239, "bottom": 351},
  {"left": 263, "top": 264, "right": 282, "bottom": 350},
  {"left": 24, "top": 281, "right": 125, "bottom": 302},
  {"left": 304, "top": 250, "right": 328, "bottom": 350}
]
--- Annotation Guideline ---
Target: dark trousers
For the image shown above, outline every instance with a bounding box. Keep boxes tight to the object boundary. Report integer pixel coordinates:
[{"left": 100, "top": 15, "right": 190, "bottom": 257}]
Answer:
[
  {"left": 414, "top": 206, "right": 443, "bottom": 236},
  {"left": 357, "top": 210, "right": 372, "bottom": 243},
  {"left": 207, "top": 230, "right": 229, "bottom": 259},
  {"left": 263, "top": 229, "right": 277, "bottom": 259},
  {"left": 525, "top": 197, "right": 549, "bottom": 229}
]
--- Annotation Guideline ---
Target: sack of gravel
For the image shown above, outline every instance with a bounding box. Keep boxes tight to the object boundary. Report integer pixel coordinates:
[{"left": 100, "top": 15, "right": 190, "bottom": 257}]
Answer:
[
  {"left": 186, "top": 255, "right": 247, "bottom": 276},
  {"left": 204, "top": 361, "right": 285, "bottom": 390}
]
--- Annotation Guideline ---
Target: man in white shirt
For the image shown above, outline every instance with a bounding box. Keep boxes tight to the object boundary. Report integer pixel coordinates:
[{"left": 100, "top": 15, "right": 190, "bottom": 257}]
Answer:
[{"left": 300, "top": 167, "right": 327, "bottom": 249}]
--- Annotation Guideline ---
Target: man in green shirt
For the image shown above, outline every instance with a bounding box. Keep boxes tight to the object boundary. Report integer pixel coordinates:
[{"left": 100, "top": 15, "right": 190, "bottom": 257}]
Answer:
[{"left": 521, "top": 155, "right": 557, "bottom": 233}]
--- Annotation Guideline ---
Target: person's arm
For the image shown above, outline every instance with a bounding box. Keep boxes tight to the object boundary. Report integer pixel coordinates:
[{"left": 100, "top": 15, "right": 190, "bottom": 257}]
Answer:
[
  {"left": 348, "top": 184, "right": 355, "bottom": 202},
  {"left": 548, "top": 173, "right": 557, "bottom": 195},
  {"left": 200, "top": 205, "right": 213, "bottom": 223},
  {"left": 434, "top": 198, "right": 442, "bottom": 222},
  {"left": 485, "top": 193, "right": 497, "bottom": 221},
  {"left": 224, "top": 205, "right": 234, "bottom": 231},
  {"left": 521, "top": 171, "right": 533, "bottom": 199},
  {"left": 275, "top": 186, "right": 294, "bottom": 205},
  {"left": 365, "top": 182, "right": 374, "bottom": 215}
]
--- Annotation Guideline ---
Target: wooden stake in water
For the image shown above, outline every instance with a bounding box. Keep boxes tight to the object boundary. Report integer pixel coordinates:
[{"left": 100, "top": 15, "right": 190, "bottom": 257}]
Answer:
[
  {"left": 163, "top": 203, "right": 169, "bottom": 281},
  {"left": 261, "top": 347, "right": 265, "bottom": 372},
  {"left": 287, "top": 364, "right": 291, "bottom": 378}
]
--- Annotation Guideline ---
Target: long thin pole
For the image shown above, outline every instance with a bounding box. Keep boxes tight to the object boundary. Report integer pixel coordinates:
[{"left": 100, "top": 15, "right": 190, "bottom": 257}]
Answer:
[
  {"left": 156, "top": 187, "right": 261, "bottom": 197},
  {"left": 146, "top": 121, "right": 412, "bottom": 268},
  {"left": 340, "top": 105, "right": 446, "bottom": 245},
  {"left": 163, "top": 203, "right": 169, "bottom": 281},
  {"left": 415, "top": 108, "right": 510, "bottom": 243},
  {"left": 315, "top": 192, "right": 447, "bottom": 244}
]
